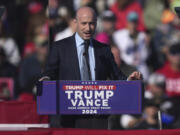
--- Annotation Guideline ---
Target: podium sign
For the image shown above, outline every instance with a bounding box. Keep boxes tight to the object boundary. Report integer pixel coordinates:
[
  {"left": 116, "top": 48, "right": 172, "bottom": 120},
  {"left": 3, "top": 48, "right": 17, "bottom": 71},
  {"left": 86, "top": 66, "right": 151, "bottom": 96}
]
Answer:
[{"left": 37, "top": 81, "right": 142, "bottom": 115}]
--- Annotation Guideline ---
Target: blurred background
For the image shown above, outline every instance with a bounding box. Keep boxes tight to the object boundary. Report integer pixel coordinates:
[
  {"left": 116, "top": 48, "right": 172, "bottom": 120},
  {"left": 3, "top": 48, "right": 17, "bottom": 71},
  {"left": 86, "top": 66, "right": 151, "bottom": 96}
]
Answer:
[{"left": 0, "top": 0, "right": 180, "bottom": 130}]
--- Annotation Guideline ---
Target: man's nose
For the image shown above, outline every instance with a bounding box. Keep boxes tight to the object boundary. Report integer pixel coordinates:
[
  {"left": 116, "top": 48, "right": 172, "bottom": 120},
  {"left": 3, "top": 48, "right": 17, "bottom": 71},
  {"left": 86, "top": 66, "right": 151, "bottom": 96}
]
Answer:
[{"left": 86, "top": 24, "right": 91, "bottom": 31}]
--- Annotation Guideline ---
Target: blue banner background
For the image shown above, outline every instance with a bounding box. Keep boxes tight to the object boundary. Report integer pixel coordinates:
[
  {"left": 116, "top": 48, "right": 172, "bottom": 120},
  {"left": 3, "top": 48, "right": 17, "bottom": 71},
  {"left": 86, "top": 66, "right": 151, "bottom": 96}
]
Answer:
[{"left": 37, "top": 80, "right": 142, "bottom": 115}]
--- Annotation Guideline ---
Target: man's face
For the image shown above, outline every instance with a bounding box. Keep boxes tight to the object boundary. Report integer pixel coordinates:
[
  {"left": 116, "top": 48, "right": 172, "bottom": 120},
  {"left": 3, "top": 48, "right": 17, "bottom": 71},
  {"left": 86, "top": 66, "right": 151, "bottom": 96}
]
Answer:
[
  {"left": 127, "top": 21, "right": 137, "bottom": 31},
  {"left": 102, "top": 20, "right": 114, "bottom": 33},
  {"left": 75, "top": 12, "right": 97, "bottom": 40},
  {"left": 168, "top": 53, "right": 180, "bottom": 67}
]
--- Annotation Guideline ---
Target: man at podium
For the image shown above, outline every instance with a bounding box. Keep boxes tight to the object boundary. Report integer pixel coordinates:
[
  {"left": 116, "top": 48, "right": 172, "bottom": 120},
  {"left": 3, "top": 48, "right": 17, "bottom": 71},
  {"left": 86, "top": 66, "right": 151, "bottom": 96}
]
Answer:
[{"left": 40, "top": 6, "right": 142, "bottom": 129}]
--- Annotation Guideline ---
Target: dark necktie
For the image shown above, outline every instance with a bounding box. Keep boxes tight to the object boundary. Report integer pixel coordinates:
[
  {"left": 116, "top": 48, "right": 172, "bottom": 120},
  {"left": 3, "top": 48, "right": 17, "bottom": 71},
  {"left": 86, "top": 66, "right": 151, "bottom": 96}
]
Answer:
[{"left": 81, "top": 40, "right": 92, "bottom": 80}]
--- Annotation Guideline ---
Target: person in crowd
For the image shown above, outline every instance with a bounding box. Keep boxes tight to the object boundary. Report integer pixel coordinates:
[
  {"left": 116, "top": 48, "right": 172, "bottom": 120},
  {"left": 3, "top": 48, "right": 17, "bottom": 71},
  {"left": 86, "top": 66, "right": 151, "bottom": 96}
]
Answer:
[
  {"left": 0, "top": 47, "right": 17, "bottom": 80},
  {"left": 19, "top": 35, "right": 48, "bottom": 97},
  {"left": 118, "top": 73, "right": 174, "bottom": 130},
  {"left": 0, "top": 18, "right": 21, "bottom": 66},
  {"left": 40, "top": 6, "right": 142, "bottom": 129},
  {"left": 111, "top": 46, "right": 137, "bottom": 76},
  {"left": 108, "top": 46, "right": 137, "bottom": 130},
  {"left": 118, "top": 102, "right": 159, "bottom": 130},
  {"left": 113, "top": 11, "right": 149, "bottom": 81},
  {"left": 145, "top": 73, "right": 166, "bottom": 104},
  {"left": 156, "top": 44, "right": 180, "bottom": 127},
  {"left": 95, "top": 10, "right": 116, "bottom": 45},
  {"left": 0, "top": 47, "right": 17, "bottom": 99},
  {"left": 23, "top": 4, "right": 47, "bottom": 58},
  {"left": 133, "top": 101, "right": 159, "bottom": 129},
  {"left": 152, "top": 13, "right": 180, "bottom": 69},
  {"left": 48, "top": 0, "right": 70, "bottom": 44},
  {"left": 143, "top": 0, "right": 166, "bottom": 31},
  {"left": 75, "top": 0, "right": 98, "bottom": 14},
  {"left": 54, "top": 12, "right": 76, "bottom": 41},
  {"left": 110, "top": 0, "right": 145, "bottom": 31},
  {"left": 157, "top": 43, "right": 180, "bottom": 97},
  {"left": 145, "top": 73, "right": 176, "bottom": 129}
]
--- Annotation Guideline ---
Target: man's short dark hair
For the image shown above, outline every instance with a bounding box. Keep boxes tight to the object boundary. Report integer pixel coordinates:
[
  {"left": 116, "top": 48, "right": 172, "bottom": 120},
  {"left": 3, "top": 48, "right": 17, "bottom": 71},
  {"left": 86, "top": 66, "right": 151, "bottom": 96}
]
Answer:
[{"left": 169, "top": 43, "right": 180, "bottom": 55}]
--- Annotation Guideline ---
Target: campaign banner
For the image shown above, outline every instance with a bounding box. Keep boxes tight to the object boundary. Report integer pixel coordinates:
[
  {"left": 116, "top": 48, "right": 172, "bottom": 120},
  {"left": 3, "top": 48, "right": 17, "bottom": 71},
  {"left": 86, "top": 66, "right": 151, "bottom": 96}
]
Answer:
[{"left": 37, "top": 80, "right": 142, "bottom": 115}]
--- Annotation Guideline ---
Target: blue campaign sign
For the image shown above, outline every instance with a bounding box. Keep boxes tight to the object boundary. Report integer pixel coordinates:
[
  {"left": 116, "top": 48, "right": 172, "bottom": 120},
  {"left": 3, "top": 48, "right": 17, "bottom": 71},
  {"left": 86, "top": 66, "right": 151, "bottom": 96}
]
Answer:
[{"left": 37, "top": 80, "right": 142, "bottom": 115}]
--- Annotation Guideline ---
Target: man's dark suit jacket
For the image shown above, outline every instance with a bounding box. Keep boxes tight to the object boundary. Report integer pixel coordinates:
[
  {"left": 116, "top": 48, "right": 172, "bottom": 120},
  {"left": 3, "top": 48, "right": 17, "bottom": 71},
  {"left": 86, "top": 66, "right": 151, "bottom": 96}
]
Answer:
[{"left": 43, "top": 34, "right": 126, "bottom": 129}]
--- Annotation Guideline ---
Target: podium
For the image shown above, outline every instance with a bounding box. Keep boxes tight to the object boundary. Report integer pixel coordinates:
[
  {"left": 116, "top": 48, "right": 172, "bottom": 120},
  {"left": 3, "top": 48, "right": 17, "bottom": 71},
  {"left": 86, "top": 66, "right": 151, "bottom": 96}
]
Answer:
[{"left": 37, "top": 80, "right": 143, "bottom": 115}]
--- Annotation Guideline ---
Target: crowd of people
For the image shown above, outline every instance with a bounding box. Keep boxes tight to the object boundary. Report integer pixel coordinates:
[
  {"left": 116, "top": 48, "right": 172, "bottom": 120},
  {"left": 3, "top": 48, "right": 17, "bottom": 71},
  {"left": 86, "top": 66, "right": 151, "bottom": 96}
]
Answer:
[{"left": 0, "top": 0, "right": 180, "bottom": 130}]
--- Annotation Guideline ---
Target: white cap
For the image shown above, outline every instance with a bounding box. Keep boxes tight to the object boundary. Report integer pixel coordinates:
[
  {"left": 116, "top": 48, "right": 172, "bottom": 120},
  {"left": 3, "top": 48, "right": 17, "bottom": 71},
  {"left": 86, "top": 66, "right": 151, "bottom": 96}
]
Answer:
[{"left": 148, "top": 73, "right": 165, "bottom": 85}]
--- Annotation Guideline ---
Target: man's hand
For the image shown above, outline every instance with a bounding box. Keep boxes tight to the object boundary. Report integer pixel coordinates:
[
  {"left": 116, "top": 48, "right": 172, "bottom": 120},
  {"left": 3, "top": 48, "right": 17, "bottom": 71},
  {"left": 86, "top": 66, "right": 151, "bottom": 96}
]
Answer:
[{"left": 127, "top": 71, "right": 143, "bottom": 81}]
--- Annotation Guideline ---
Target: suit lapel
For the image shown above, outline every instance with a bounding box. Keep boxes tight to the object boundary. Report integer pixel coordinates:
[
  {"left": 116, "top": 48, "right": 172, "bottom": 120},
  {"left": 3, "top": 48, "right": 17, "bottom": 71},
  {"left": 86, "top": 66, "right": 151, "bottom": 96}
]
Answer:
[
  {"left": 93, "top": 39, "right": 101, "bottom": 80},
  {"left": 69, "top": 35, "right": 81, "bottom": 80},
  {"left": 68, "top": 37, "right": 104, "bottom": 80}
]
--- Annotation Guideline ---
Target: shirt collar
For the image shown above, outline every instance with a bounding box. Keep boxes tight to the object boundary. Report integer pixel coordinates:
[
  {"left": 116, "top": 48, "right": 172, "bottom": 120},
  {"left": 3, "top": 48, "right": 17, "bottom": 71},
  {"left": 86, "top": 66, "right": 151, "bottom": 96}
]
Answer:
[{"left": 75, "top": 32, "right": 93, "bottom": 47}]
